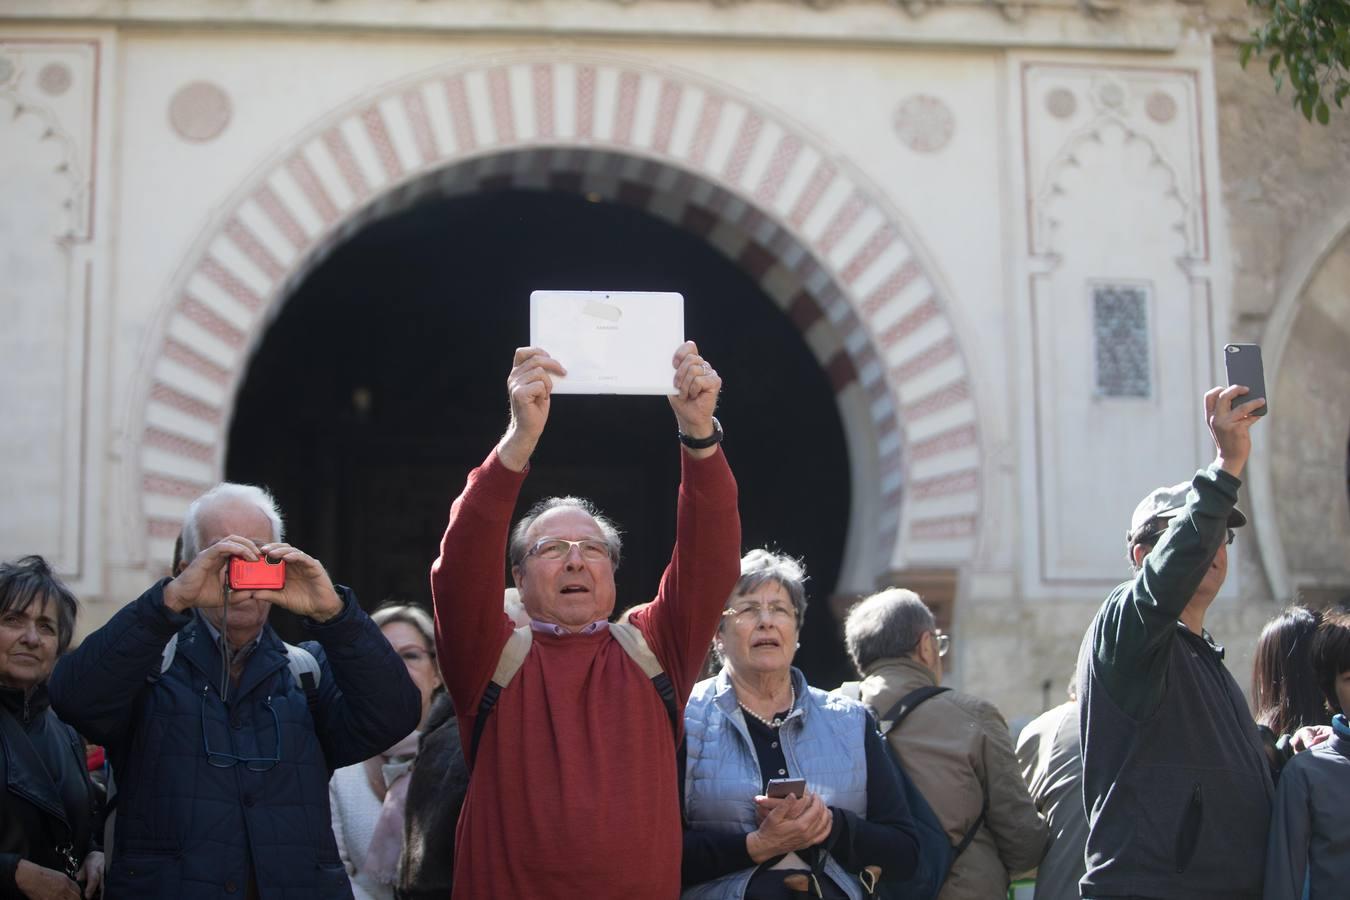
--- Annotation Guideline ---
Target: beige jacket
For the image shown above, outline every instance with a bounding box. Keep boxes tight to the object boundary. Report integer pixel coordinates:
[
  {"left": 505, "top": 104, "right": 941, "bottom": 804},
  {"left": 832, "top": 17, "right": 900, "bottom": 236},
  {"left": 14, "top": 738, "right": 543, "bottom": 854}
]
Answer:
[{"left": 857, "top": 657, "right": 1047, "bottom": 900}]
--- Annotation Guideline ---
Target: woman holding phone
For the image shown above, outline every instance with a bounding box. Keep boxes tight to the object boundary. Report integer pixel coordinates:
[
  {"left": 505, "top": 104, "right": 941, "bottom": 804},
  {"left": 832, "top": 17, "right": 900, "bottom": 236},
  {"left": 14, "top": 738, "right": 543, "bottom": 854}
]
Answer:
[{"left": 681, "top": 550, "right": 919, "bottom": 899}]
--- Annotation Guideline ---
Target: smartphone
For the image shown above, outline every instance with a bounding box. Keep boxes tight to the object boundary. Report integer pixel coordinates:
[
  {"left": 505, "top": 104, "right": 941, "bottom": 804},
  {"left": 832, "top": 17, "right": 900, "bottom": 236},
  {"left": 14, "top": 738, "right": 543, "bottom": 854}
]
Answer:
[
  {"left": 1223, "top": 343, "right": 1268, "bottom": 417},
  {"left": 765, "top": 777, "right": 807, "bottom": 799},
  {"left": 228, "top": 557, "right": 286, "bottom": 591}
]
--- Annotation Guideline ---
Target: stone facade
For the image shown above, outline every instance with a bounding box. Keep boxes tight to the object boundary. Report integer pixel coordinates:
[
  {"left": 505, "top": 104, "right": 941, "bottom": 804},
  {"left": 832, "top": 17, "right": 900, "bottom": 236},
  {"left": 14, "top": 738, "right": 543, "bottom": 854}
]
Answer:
[{"left": 1, "top": 0, "right": 1346, "bottom": 722}]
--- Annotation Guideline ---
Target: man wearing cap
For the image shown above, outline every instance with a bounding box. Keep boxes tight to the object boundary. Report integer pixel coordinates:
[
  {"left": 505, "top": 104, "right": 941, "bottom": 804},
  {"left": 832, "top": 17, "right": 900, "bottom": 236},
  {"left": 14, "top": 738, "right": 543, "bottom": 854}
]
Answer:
[{"left": 1076, "top": 384, "right": 1271, "bottom": 900}]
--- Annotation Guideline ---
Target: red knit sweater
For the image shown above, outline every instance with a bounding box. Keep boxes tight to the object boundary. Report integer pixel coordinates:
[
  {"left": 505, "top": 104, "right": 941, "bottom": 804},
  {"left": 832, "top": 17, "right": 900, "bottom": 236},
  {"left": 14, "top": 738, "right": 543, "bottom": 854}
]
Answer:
[{"left": 431, "top": 446, "right": 740, "bottom": 899}]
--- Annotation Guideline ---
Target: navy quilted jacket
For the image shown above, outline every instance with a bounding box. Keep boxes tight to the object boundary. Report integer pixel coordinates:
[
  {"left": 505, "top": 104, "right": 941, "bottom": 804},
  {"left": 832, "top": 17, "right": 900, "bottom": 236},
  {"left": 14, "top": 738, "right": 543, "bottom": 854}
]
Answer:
[{"left": 48, "top": 579, "right": 421, "bottom": 899}]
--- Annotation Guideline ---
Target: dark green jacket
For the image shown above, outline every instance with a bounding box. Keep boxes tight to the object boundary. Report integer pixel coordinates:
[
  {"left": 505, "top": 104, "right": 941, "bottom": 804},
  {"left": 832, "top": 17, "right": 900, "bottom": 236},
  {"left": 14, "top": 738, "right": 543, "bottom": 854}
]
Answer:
[{"left": 1076, "top": 465, "right": 1273, "bottom": 900}]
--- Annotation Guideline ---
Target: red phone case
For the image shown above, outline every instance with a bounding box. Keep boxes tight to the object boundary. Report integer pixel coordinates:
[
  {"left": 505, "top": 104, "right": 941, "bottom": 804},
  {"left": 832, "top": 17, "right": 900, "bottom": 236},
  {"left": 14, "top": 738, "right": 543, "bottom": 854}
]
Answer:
[{"left": 228, "top": 557, "right": 286, "bottom": 590}]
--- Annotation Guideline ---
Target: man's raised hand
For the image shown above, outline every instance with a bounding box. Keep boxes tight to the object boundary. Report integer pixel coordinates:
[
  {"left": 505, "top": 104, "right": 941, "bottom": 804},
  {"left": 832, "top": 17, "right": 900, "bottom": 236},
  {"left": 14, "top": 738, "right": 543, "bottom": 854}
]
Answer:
[
  {"left": 252, "top": 543, "right": 343, "bottom": 623},
  {"left": 498, "top": 347, "right": 566, "bottom": 472},
  {"left": 1206, "top": 384, "right": 1265, "bottom": 478},
  {"left": 163, "top": 535, "right": 261, "bottom": 613},
  {"left": 669, "top": 341, "right": 721, "bottom": 458}
]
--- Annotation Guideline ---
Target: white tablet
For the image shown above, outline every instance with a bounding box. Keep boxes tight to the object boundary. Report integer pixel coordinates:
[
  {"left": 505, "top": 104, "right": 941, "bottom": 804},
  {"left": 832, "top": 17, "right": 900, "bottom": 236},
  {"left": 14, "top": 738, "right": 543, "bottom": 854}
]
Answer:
[{"left": 529, "top": 291, "right": 684, "bottom": 395}]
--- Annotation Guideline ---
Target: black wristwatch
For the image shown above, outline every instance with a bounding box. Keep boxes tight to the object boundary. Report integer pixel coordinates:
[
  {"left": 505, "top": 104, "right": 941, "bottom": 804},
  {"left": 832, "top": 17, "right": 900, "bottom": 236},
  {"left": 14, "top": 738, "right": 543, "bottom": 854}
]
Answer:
[{"left": 678, "top": 416, "right": 723, "bottom": 449}]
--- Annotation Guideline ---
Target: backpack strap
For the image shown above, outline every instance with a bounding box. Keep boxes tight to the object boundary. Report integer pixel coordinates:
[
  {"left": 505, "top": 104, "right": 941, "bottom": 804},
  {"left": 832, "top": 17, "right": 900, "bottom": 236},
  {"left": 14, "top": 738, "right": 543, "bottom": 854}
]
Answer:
[
  {"left": 468, "top": 621, "right": 682, "bottom": 769},
  {"left": 876, "top": 685, "right": 949, "bottom": 734},
  {"left": 609, "top": 621, "right": 679, "bottom": 742},
  {"left": 470, "top": 625, "right": 533, "bottom": 767},
  {"left": 607, "top": 621, "right": 662, "bottom": 678},
  {"left": 877, "top": 684, "right": 988, "bottom": 860},
  {"left": 951, "top": 790, "right": 989, "bottom": 859},
  {"left": 162, "top": 633, "right": 322, "bottom": 707},
  {"left": 284, "top": 644, "right": 321, "bottom": 714},
  {"left": 491, "top": 625, "right": 535, "bottom": 687}
]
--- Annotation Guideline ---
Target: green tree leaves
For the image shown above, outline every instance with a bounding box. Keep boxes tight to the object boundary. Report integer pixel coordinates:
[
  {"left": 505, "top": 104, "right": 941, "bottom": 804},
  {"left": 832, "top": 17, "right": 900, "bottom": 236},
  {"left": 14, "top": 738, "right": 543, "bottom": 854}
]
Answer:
[{"left": 1242, "top": 0, "right": 1350, "bottom": 124}]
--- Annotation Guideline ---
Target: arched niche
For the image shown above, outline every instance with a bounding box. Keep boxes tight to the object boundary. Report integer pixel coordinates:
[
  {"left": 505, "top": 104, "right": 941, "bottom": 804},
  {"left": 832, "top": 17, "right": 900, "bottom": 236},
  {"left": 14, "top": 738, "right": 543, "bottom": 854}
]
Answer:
[{"left": 126, "top": 51, "right": 985, "bottom": 592}]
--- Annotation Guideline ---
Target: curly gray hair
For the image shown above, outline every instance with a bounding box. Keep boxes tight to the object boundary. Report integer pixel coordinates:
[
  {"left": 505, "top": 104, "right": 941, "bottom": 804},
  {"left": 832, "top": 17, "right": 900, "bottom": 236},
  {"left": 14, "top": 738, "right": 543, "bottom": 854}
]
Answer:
[
  {"left": 727, "top": 549, "right": 809, "bottom": 622},
  {"left": 710, "top": 550, "right": 809, "bottom": 666}
]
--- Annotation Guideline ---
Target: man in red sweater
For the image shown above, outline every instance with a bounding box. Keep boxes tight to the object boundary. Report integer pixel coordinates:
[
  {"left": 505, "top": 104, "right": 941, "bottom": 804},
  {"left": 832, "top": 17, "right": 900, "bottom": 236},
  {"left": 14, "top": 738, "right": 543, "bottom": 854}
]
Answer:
[{"left": 432, "top": 341, "right": 741, "bottom": 899}]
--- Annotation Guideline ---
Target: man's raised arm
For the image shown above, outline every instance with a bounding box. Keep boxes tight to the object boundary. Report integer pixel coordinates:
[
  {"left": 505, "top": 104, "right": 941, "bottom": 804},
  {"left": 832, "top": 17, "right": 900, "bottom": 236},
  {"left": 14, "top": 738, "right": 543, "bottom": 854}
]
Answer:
[
  {"left": 1090, "top": 383, "right": 1265, "bottom": 715},
  {"left": 631, "top": 342, "right": 741, "bottom": 696},
  {"left": 430, "top": 347, "right": 565, "bottom": 714}
]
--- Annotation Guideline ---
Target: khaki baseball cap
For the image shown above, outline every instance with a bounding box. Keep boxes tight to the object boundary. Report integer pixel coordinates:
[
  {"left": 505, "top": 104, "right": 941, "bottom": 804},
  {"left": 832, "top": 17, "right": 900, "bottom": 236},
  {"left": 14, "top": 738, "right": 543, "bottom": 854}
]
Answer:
[{"left": 1127, "top": 480, "right": 1247, "bottom": 544}]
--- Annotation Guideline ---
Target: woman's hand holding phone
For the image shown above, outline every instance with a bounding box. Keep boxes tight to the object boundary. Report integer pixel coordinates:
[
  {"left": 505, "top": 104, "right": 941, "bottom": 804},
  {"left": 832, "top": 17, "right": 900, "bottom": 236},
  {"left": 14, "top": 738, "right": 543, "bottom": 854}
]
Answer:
[{"left": 746, "top": 791, "right": 834, "bottom": 862}]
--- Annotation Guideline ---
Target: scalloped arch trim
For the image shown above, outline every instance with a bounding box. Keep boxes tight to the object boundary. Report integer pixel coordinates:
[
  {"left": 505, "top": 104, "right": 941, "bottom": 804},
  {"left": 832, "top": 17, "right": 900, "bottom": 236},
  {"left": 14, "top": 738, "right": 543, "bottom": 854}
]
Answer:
[{"left": 134, "top": 53, "right": 982, "bottom": 570}]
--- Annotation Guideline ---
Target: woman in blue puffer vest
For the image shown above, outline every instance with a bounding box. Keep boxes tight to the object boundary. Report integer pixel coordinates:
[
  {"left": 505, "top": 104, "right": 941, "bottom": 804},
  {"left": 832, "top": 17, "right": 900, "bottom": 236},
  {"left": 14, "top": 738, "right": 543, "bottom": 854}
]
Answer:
[{"left": 681, "top": 550, "right": 919, "bottom": 900}]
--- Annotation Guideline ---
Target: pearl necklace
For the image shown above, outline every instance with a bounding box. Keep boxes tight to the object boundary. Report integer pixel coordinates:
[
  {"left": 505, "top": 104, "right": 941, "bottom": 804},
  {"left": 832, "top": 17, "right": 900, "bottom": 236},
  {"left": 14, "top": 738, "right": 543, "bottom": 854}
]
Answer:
[{"left": 738, "top": 684, "right": 796, "bottom": 729}]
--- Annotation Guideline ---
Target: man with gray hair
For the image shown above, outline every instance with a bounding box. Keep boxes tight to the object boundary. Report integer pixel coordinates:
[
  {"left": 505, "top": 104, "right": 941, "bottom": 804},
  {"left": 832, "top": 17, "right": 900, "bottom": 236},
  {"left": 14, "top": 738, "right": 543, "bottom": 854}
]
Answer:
[
  {"left": 431, "top": 342, "right": 740, "bottom": 899},
  {"left": 840, "top": 588, "right": 1046, "bottom": 899},
  {"left": 50, "top": 482, "right": 420, "bottom": 898}
]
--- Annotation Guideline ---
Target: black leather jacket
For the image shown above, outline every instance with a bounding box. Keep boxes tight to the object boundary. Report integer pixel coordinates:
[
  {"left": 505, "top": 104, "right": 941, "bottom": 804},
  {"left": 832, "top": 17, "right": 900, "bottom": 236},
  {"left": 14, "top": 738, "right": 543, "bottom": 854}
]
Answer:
[
  {"left": 0, "top": 682, "right": 99, "bottom": 898},
  {"left": 397, "top": 690, "right": 466, "bottom": 900}
]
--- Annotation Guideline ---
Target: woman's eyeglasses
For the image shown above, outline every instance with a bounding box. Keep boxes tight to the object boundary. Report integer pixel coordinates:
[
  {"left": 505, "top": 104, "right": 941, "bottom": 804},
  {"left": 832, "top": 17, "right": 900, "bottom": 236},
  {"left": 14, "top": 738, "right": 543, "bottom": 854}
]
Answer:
[
  {"left": 721, "top": 602, "right": 796, "bottom": 624},
  {"left": 399, "top": 648, "right": 434, "bottom": 666}
]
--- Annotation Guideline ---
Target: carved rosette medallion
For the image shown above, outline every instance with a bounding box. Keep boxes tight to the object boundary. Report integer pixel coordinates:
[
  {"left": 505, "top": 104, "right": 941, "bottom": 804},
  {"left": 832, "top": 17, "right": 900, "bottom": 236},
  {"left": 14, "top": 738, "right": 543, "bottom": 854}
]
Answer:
[
  {"left": 1090, "top": 77, "right": 1128, "bottom": 114},
  {"left": 37, "top": 63, "right": 72, "bottom": 96},
  {"left": 1145, "top": 90, "right": 1177, "bottom": 124},
  {"left": 168, "top": 81, "right": 232, "bottom": 143},
  {"left": 893, "top": 94, "right": 955, "bottom": 154},
  {"left": 1045, "top": 87, "right": 1077, "bottom": 119}
]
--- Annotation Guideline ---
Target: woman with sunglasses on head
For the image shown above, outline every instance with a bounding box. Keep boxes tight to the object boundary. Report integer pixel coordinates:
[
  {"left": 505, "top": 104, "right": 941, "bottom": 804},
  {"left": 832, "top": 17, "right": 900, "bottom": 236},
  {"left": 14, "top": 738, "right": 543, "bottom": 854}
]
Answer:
[
  {"left": 329, "top": 604, "right": 445, "bottom": 900},
  {"left": 680, "top": 550, "right": 919, "bottom": 900},
  {"left": 0, "top": 556, "right": 102, "bottom": 900}
]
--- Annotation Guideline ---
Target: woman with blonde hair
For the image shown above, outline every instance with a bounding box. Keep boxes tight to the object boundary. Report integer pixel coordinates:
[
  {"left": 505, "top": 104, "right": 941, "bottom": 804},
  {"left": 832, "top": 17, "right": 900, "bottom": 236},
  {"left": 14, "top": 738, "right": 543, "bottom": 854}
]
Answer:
[{"left": 329, "top": 604, "right": 442, "bottom": 900}]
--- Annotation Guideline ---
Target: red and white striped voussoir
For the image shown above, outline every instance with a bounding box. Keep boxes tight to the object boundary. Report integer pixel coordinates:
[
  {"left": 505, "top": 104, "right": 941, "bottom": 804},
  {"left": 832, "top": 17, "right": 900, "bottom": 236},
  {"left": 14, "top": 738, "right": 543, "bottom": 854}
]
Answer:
[{"left": 139, "top": 54, "right": 981, "bottom": 567}]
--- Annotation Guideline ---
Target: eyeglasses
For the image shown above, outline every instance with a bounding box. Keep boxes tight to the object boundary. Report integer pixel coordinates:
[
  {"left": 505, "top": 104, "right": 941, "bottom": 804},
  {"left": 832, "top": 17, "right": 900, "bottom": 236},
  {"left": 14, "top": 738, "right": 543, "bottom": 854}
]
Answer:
[
  {"left": 201, "top": 686, "right": 281, "bottom": 772},
  {"left": 722, "top": 602, "right": 797, "bottom": 624},
  {"left": 398, "top": 648, "right": 434, "bottom": 666},
  {"left": 1136, "top": 526, "right": 1236, "bottom": 548},
  {"left": 526, "top": 538, "right": 612, "bottom": 563},
  {"left": 934, "top": 630, "right": 950, "bottom": 658}
]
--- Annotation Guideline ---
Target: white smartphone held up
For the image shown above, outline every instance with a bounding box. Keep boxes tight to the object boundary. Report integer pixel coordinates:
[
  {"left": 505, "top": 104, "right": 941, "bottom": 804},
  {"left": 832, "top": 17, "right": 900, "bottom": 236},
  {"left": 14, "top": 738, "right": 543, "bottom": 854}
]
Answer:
[{"left": 529, "top": 290, "right": 684, "bottom": 395}]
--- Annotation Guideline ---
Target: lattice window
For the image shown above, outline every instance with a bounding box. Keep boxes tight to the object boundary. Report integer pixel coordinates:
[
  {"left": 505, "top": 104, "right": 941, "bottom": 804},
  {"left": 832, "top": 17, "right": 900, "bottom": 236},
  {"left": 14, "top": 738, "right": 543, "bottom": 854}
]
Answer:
[{"left": 1092, "top": 284, "right": 1151, "bottom": 398}]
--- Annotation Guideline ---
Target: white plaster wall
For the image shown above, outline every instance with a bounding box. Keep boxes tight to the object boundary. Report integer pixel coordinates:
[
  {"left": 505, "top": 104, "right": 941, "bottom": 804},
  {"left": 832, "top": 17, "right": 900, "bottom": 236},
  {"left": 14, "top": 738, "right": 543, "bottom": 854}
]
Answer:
[
  {"left": 4, "top": 10, "right": 1299, "bottom": 725},
  {"left": 0, "top": 30, "right": 116, "bottom": 600},
  {"left": 102, "top": 32, "right": 1014, "bottom": 578}
]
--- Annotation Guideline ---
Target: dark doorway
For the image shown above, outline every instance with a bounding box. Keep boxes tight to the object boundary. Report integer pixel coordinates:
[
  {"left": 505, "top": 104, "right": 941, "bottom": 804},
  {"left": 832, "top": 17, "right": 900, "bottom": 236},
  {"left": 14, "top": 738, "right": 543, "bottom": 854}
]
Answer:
[{"left": 227, "top": 178, "right": 854, "bottom": 686}]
